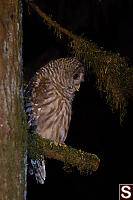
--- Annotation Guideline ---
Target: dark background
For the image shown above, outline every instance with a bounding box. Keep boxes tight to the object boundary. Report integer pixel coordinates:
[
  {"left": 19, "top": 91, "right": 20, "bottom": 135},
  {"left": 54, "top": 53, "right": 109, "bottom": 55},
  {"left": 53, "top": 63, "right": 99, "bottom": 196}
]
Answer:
[{"left": 23, "top": 0, "right": 133, "bottom": 199}]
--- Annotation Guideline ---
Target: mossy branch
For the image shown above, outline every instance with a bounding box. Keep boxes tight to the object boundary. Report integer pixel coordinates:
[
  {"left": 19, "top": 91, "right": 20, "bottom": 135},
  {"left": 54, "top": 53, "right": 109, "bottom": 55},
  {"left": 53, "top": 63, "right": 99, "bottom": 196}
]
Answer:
[{"left": 28, "top": 133, "right": 100, "bottom": 174}]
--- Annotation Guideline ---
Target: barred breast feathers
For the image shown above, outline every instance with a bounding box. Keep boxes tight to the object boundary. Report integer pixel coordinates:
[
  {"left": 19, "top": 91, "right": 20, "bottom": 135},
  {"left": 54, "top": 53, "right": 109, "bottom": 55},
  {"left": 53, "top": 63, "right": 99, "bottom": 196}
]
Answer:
[{"left": 25, "top": 57, "right": 84, "bottom": 140}]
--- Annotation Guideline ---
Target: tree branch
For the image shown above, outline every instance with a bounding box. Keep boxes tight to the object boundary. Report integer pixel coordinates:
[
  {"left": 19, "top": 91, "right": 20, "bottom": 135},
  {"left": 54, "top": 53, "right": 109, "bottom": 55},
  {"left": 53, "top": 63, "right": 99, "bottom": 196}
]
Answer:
[
  {"left": 25, "top": 0, "right": 79, "bottom": 41},
  {"left": 28, "top": 133, "right": 100, "bottom": 174}
]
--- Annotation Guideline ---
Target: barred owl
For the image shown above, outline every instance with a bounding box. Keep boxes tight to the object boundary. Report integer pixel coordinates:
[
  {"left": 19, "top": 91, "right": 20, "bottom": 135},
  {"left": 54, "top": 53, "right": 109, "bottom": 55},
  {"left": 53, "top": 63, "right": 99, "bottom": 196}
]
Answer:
[{"left": 25, "top": 57, "right": 84, "bottom": 184}]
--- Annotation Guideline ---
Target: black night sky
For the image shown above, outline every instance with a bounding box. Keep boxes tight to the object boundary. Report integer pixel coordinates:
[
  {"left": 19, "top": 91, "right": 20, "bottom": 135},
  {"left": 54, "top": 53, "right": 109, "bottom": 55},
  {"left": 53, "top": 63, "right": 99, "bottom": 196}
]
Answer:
[{"left": 23, "top": 1, "right": 133, "bottom": 199}]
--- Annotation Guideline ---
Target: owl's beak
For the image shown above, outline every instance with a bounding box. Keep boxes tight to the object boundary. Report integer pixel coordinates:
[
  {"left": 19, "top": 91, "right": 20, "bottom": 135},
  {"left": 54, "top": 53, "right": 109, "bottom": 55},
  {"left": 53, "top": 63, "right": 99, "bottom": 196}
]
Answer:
[{"left": 75, "top": 84, "right": 80, "bottom": 91}]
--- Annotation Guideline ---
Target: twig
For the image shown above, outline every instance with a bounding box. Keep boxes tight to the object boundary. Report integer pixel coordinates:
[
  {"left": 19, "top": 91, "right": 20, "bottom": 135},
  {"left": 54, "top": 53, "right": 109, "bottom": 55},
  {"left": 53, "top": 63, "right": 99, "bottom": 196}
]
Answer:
[{"left": 25, "top": 0, "right": 79, "bottom": 41}]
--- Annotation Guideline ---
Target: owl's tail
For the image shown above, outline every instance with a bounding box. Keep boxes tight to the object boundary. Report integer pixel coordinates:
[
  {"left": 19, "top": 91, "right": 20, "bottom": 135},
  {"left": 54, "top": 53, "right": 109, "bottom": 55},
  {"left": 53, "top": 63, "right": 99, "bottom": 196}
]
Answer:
[{"left": 29, "top": 158, "right": 46, "bottom": 184}]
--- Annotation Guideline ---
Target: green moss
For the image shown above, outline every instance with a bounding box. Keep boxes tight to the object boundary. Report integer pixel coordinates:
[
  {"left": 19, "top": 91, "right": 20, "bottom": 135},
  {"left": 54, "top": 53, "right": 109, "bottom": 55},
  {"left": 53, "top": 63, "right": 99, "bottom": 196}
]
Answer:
[
  {"left": 28, "top": 132, "right": 45, "bottom": 160},
  {"left": 0, "top": 91, "right": 27, "bottom": 199},
  {"left": 28, "top": 133, "right": 100, "bottom": 175},
  {"left": 69, "top": 38, "right": 133, "bottom": 123}
]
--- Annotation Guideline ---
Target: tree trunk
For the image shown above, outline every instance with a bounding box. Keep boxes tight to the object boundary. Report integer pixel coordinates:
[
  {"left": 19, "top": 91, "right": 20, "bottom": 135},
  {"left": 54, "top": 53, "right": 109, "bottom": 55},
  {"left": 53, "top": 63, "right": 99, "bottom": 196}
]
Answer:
[{"left": 0, "top": 1, "right": 27, "bottom": 199}]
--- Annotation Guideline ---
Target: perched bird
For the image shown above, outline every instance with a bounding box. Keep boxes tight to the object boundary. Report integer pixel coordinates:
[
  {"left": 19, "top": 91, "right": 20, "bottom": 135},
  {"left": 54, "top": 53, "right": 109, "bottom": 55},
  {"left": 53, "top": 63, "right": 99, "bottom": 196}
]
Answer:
[{"left": 25, "top": 57, "right": 84, "bottom": 184}]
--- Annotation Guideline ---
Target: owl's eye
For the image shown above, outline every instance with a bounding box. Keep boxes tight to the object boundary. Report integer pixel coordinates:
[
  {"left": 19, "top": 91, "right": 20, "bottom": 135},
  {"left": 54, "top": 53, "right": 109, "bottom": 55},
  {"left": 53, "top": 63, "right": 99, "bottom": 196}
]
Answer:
[{"left": 73, "top": 73, "right": 79, "bottom": 80}]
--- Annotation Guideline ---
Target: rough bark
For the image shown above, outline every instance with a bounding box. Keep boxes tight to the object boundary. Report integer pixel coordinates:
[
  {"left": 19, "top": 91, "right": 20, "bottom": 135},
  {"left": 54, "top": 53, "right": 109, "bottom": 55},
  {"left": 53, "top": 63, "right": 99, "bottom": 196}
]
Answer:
[{"left": 0, "top": 1, "right": 27, "bottom": 200}]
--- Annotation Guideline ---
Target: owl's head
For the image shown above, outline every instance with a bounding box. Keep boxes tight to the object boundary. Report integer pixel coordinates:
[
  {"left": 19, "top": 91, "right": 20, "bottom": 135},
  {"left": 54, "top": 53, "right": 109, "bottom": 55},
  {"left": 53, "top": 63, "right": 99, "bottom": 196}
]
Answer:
[
  {"left": 33, "top": 58, "right": 84, "bottom": 101},
  {"left": 54, "top": 57, "right": 84, "bottom": 94}
]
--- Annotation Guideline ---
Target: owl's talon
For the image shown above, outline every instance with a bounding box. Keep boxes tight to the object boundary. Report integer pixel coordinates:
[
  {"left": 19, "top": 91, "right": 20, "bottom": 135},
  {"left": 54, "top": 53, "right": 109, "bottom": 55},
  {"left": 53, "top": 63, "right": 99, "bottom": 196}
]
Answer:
[
  {"left": 53, "top": 142, "right": 66, "bottom": 148},
  {"left": 59, "top": 143, "right": 67, "bottom": 148},
  {"left": 54, "top": 141, "right": 58, "bottom": 146},
  {"left": 59, "top": 143, "right": 62, "bottom": 147},
  {"left": 63, "top": 144, "right": 67, "bottom": 148}
]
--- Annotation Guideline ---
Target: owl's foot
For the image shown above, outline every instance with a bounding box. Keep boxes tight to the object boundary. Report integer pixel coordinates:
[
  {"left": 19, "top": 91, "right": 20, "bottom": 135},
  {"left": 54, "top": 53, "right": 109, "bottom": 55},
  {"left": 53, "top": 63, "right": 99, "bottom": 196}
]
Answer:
[
  {"left": 59, "top": 143, "right": 67, "bottom": 148},
  {"left": 54, "top": 141, "right": 65, "bottom": 148},
  {"left": 50, "top": 141, "right": 58, "bottom": 148},
  {"left": 50, "top": 141, "right": 66, "bottom": 148},
  {"left": 54, "top": 141, "right": 58, "bottom": 146},
  {"left": 56, "top": 142, "right": 67, "bottom": 148}
]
